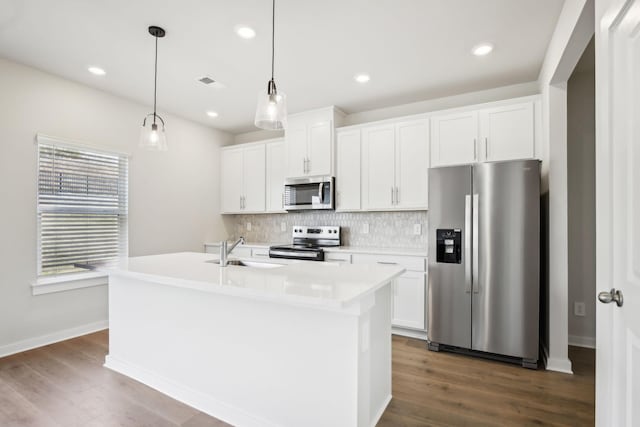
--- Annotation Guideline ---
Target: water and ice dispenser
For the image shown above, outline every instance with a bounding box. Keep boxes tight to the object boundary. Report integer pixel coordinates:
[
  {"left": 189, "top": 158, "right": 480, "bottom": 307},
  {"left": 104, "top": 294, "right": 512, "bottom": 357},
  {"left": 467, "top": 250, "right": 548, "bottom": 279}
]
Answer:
[{"left": 436, "top": 229, "right": 462, "bottom": 264}]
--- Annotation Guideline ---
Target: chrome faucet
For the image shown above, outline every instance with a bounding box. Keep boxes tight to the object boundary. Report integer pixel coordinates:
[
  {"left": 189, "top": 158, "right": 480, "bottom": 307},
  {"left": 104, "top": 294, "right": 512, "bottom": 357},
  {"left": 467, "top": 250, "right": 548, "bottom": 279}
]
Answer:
[{"left": 219, "top": 237, "right": 245, "bottom": 267}]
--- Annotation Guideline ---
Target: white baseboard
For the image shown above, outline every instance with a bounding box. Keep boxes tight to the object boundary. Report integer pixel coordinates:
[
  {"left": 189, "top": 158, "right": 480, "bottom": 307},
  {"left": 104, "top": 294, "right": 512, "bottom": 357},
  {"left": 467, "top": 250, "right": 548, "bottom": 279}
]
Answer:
[
  {"left": 0, "top": 320, "right": 108, "bottom": 358},
  {"left": 546, "top": 357, "right": 574, "bottom": 374},
  {"left": 104, "top": 355, "right": 279, "bottom": 427},
  {"left": 568, "top": 334, "right": 596, "bottom": 349},
  {"left": 392, "top": 327, "right": 428, "bottom": 341}
]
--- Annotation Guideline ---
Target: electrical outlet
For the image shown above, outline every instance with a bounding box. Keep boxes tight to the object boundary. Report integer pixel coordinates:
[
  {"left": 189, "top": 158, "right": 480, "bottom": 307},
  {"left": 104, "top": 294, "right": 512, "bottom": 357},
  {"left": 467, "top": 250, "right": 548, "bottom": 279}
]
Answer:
[
  {"left": 362, "top": 223, "right": 370, "bottom": 234},
  {"left": 280, "top": 222, "right": 287, "bottom": 232},
  {"left": 574, "top": 302, "right": 586, "bottom": 317},
  {"left": 413, "top": 224, "right": 422, "bottom": 235},
  {"left": 246, "top": 222, "right": 252, "bottom": 232}
]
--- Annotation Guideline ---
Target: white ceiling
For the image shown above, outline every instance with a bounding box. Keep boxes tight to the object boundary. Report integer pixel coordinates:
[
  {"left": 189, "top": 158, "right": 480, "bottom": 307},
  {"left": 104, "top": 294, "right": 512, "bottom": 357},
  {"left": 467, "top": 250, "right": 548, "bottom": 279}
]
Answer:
[{"left": 0, "top": 0, "right": 564, "bottom": 134}]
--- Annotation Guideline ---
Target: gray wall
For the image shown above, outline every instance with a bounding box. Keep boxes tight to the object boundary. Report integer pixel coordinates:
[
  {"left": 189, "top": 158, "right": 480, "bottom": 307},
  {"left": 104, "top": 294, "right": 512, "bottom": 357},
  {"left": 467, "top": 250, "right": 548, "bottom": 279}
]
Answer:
[
  {"left": 567, "top": 41, "right": 596, "bottom": 347},
  {"left": 0, "top": 57, "right": 232, "bottom": 355}
]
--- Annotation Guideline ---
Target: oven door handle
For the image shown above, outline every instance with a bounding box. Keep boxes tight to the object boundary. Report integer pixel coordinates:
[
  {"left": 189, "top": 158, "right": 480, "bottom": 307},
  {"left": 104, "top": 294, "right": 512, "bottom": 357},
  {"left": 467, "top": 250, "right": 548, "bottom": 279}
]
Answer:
[{"left": 318, "top": 182, "right": 324, "bottom": 203}]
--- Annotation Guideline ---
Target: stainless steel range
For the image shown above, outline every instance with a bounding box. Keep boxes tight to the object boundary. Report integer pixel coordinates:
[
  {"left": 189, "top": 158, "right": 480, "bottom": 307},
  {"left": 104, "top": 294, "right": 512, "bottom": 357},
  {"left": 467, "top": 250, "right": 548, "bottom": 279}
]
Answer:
[{"left": 269, "top": 226, "right": 341, "bottom": 261}]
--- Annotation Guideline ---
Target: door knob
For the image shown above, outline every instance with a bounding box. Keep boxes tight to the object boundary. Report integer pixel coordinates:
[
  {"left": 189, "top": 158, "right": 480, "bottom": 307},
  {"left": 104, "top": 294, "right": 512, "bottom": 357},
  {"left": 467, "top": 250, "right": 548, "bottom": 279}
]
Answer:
[{"left": 598, "top": 288, "right": 624, "bottom": 307}]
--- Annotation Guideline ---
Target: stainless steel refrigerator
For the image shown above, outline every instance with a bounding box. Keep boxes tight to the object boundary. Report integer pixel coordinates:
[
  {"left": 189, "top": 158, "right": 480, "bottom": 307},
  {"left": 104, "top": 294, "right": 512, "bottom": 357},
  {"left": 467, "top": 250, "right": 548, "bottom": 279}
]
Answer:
[{"left": 427, "top": 159, "right": 540, "bottom": 368}]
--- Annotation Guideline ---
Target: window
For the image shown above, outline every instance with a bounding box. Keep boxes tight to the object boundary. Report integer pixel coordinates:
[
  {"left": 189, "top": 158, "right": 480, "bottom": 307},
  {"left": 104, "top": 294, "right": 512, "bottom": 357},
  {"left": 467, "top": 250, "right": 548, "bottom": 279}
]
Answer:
[{"left": 36, "top": 135, "right": 128, "bottom": 282}]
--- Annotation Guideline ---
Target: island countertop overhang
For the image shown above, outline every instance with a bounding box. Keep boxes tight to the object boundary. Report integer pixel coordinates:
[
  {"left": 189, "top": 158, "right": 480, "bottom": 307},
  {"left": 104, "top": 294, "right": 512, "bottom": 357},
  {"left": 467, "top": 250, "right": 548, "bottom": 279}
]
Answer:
[{"left": 104, "top": 252, "right": 405, "bottom": 311}]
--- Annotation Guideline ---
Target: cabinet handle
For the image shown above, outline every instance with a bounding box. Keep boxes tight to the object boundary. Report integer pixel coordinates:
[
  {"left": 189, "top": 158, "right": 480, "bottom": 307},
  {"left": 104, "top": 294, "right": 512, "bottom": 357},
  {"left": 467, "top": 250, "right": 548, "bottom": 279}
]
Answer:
[
  {"left": 485, "top": 137, "right": 488, "bottom": 160},
  {"left": 307, "top": 158, "right": 311, "bottom": 174},
  {"left": 395, "top": 187, "right": 399, "bottom": 205},
  {"left": 391, "top": 187, "right": 395, "bottom": 205},
  {"left": 377, "top": 261, "right": 398, "bottom": 265},
  {"left": 303, "top": 158, "right": 306, "bottom": 174},
  {"left": 240, "top": 196, "right": 243, "bottom": 210},
  {"left": 473, "top": 138, "right": 477, "bottom": 160}
]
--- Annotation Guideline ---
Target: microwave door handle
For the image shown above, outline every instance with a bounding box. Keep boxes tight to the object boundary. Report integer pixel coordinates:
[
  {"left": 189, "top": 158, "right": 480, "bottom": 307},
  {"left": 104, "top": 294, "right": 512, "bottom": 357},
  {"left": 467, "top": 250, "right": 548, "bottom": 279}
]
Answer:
[{"left": 318, "top": 182, "right": 324, "bottom": 203}]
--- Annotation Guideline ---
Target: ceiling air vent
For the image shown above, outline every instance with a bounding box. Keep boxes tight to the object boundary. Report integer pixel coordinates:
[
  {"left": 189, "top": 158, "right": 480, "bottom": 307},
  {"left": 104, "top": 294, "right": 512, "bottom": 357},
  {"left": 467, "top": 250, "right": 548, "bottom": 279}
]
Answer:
[{"left": 199, "top": 76, "right": 216, "bottom": 85}]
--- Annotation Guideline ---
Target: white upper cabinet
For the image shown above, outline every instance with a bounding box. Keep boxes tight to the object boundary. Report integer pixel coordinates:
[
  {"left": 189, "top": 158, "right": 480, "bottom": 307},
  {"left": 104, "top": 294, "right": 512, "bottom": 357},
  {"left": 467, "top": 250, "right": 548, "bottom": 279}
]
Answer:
[
  {"left": 363, "top": 124, "right": 396, "bottom": 210},
  {"left": 335, "top": 129, "right": 361, "bottom": 211},
  {"left": 221, "top": 148, "right": 244, "bottom": 213},
  {"left": 430, "top": 99, "right": 539, "bottom": 167},
  {"left": 479, "top": 102, "right": 535, "bottom": 162},
  {"left": 395, "top": 120, "right": 429, "bottom": 209},
  {"left": 221, "top": 143, "right": 265, "bottom": 214},
  {"left": 266, "top": 139, "right": 286, "bottom": 213},
  {"left": 285, "top": 124, "right": 307, "bottom": 178},
  {"left": 430, "top": 111, "right": 478, "bottom": 167},
  {"left": 361, "top": 119, "right": 429, "bottom": 211},
  {"left": 284, "top": 107, "right": 344, "bottom": 179}
]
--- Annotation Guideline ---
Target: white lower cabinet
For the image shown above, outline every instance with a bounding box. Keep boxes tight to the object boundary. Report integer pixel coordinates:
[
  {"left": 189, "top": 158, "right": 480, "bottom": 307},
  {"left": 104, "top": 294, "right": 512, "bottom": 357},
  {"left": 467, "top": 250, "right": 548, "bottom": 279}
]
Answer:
[
  {"left": 391, "top": 271, "right": 426, "bottom": 330},
  {"left": 350, "top": 253, "right": 428, "bottom": 336}
]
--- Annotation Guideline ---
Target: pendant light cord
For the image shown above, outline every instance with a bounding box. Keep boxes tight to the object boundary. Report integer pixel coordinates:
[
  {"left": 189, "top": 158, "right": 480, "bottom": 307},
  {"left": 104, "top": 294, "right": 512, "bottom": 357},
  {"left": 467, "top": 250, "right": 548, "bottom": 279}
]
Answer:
[
  {"left": 271, "top": 0, "right": 275, "bottom": 81},
  {"left": 153, "top": 35, "right": 158, "bottom": 124}
]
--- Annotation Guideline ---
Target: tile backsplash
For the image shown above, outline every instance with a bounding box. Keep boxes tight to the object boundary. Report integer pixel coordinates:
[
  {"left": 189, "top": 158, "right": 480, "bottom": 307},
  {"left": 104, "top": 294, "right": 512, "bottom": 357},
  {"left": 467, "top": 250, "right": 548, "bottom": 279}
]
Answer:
[{"left": 229, "top": 211, "right": 428, "bottom": 249}]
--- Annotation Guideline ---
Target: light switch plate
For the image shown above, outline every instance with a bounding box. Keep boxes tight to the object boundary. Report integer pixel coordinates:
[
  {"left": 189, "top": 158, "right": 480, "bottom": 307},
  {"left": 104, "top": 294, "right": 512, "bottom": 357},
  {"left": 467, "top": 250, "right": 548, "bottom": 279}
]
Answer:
[
  {"left": 281, "top": 222, "right": 287, "bottom": 232},
  {"left": 246, "top": 222, "right": 252, "bottom": 232},
  {"left": 574, "top": 301, "right": 586, "bottom": 317},
  {"left": 413, "top": 224, "right": 422, "bottom": 235},
  {"left": 362, "top": 223, "right": 370, "bottom": 234}
]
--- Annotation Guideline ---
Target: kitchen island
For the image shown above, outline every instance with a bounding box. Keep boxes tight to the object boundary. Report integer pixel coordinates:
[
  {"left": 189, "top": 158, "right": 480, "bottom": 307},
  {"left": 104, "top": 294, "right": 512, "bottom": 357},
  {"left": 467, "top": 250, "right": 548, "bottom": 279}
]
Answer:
[{"left": 104, "top": 252, "right": 404, "bottom": 427}]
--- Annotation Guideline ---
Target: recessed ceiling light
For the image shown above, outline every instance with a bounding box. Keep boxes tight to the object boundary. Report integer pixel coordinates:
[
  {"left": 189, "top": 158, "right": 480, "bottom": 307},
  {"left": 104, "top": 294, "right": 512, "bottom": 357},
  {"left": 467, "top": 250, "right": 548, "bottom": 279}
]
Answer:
[
  {"left": 354, "top": 74, "right": 370, "bottom": 83},
  {"left": 472, "top": 43, "right": 494, "bottom": 56},
  {"left": 235, "top": 25, "right": 256, "bottom": 39},
  {"left": 206, "top": 111, "right": 219, "bottom": 118},
  {"left": 88, "top": 66, "right": 106, "bottom": 76}
]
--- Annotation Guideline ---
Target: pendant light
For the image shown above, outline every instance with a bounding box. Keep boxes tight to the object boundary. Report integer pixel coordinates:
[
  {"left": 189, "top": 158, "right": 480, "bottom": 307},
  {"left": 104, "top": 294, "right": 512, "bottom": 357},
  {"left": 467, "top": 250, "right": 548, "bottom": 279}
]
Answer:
[
  {"left": 139, "top": 26, "right": 168, "bottom": 151},
  {"left": 254, "top": 0, "right": 287, "bottom": 130}
]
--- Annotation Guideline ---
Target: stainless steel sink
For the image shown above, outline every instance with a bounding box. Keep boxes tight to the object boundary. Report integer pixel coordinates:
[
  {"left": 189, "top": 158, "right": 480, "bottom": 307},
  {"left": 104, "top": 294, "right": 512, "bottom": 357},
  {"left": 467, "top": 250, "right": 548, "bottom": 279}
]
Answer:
[{"left": 206, "top": 259, "right": 284, "bottom": 269}]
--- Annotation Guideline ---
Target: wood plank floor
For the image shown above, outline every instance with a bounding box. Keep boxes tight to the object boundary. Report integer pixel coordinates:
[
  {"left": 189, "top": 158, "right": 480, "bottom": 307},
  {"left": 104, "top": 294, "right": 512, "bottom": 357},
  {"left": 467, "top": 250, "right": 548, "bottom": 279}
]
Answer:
[{"left": 0, "top": 331, "right": 594, "bottom": 426}]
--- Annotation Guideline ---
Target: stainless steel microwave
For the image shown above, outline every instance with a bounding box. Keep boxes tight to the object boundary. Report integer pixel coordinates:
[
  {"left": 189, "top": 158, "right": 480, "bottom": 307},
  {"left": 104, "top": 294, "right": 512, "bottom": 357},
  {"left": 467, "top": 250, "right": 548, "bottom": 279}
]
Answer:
[{"left": 284, "top": 176, "right": 334, "bottom": 210}]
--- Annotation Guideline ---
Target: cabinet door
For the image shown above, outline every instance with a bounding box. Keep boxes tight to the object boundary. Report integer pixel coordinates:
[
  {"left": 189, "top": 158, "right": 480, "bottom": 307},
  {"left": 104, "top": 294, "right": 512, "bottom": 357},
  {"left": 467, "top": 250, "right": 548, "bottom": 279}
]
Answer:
[
  {"left": 285, "top": 124, "right": 308, "bottom": 178},
  {"left": 479, "top": 102, "right": 535, "bottom": 162},
  {"left": 430, "top": 111, "right": 478, "bottom": 167},
  {"left": 266, "top": 140, "right": 286, "bottom": 212},
  {"left": 242, "top": 144, "right": 266, "bottom": 212},
  {"left": 335, "top": 129, "right": 361, "bottom": 211},
  {"left": 221, "top": 148, "right": 244, "bottom": 213},
  {"left": 308, "top": 121, "right": 332, "bottom": 176},
  {"left": 392, "top": 271, "right": 426, "bottom": 330},
  {"left": 395, "top": 119, "right": 429, "bottom": 209},
  {"left": 362, "top": 125, "right": 396, "bottom": 210}
]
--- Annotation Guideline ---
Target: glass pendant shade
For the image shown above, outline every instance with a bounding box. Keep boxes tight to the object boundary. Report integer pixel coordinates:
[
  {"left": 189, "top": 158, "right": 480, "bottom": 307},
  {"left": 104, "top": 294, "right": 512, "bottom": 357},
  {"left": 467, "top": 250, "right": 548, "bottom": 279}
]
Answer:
[
  {"left": 255, "top": 80, "right": 287, "bottom": 130},
  {"left": 139, "top": 114, "right": 168, "bottom": 151}
]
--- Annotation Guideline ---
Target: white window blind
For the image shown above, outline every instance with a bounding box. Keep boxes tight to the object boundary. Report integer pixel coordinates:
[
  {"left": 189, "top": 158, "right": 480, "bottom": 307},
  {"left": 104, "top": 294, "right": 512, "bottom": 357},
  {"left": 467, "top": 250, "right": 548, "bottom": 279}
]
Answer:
[{"left": 37, "top": 137, "right": 128, "bottom": 276}]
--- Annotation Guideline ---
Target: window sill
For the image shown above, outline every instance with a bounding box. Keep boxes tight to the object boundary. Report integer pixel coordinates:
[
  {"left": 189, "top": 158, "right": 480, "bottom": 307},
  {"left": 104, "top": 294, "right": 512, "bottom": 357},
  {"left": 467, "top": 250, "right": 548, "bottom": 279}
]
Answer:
[{"left": 31, "top": 271, "right": 108, "bottom": 296}]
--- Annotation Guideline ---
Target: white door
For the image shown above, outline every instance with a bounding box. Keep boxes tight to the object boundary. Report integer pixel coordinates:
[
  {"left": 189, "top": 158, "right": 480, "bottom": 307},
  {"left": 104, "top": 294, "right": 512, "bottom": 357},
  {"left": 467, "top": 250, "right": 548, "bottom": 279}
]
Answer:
[
  {"left": 362, "top": 124, "right": 396, "bottom": 210},
  {"left": 430, "top": 111, "right": 478, "bottom": 167},
  {"left": 241, "top": 144, "right": 266, "bottom": 212},
  {"left": 335, "top": 129, "right": 361, "bottom": 211},
  {"left": 595, "top": 0, "right": 640, "bottom": 425},
  {"left": 391, "top": 272, "right": 426, "bottom": 330},
  {"left": 285, "top": 124, "right": 307, "bottom": 178},
  {"left": 308, "top": 121, "right": 332, "bottom": 176},
  {"left": 395, "top": 119, "right": 429, "bottom": 209},
  {"left": 266, "top": 140, "right": 286, "bottom": 212},
  {"left": 479, "top": 102, "right": 535, "bottom": 162},
  {"left": 221, "top": 148, "right": 244, "bottom": 213}
]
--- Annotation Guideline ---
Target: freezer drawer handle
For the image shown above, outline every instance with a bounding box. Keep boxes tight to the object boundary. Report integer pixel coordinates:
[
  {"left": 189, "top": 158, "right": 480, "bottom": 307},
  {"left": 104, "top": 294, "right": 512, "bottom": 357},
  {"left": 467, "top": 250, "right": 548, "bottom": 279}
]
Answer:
[{"left": 472, "top": 194, "right": 479, "bottom": 293}]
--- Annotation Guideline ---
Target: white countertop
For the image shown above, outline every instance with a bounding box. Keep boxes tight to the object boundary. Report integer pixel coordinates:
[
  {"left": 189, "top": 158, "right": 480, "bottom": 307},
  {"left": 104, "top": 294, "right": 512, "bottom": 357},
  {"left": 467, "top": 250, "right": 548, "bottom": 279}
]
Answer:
[
  {"left": 204, "top": 242, "right": 428, "bottom": 257},
  {"left": 104, "top": 252, "right": 405, "bottom": 310}
]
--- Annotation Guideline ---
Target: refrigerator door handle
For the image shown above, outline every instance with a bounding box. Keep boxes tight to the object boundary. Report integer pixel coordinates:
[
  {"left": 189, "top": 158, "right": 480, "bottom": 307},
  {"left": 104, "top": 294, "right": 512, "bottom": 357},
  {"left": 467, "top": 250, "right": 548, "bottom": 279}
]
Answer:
[
  {"left": 464, "top": 195, "right": 472, "bottom": 293},
  {"left": 472, "top": 194, "right": 479, "bottom": 293}
]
